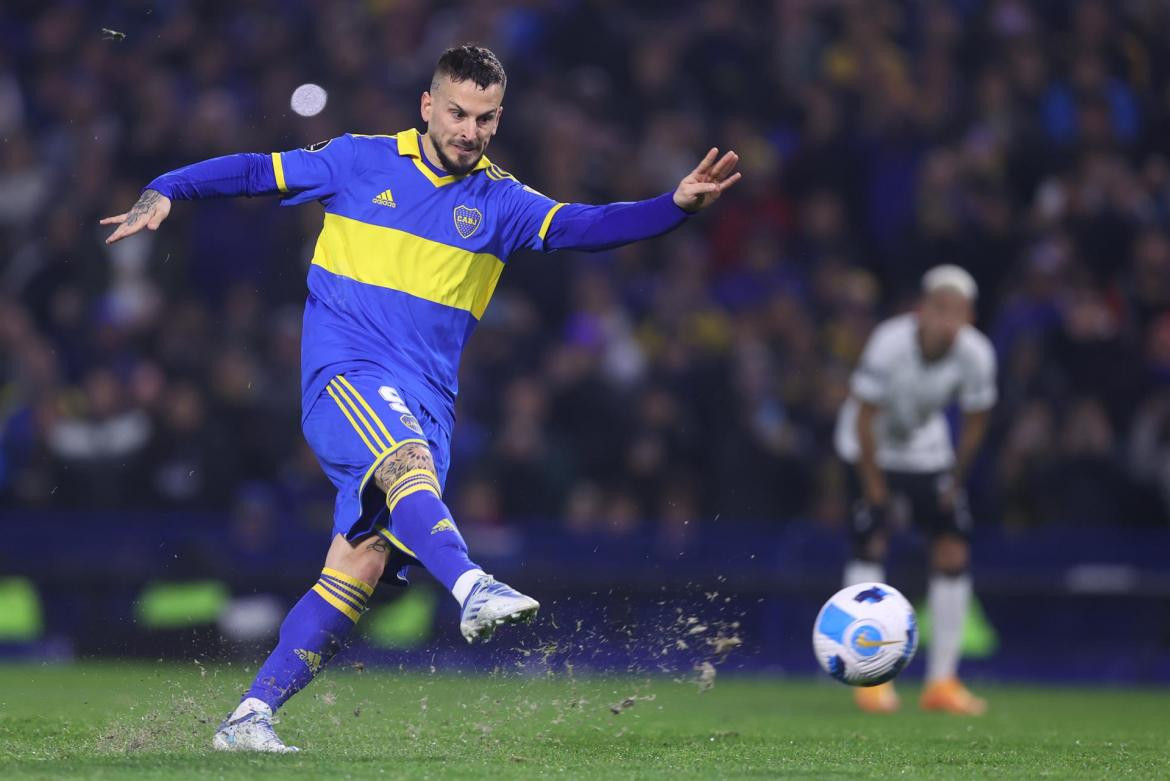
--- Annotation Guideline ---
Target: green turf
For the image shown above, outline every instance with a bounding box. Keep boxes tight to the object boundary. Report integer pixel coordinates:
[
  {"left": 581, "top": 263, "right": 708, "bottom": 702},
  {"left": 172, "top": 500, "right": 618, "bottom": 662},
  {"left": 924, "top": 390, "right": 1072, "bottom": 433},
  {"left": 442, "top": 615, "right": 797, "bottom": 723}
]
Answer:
[{"left": 0, "top": 662, "right": 1166, "bottom": 779}]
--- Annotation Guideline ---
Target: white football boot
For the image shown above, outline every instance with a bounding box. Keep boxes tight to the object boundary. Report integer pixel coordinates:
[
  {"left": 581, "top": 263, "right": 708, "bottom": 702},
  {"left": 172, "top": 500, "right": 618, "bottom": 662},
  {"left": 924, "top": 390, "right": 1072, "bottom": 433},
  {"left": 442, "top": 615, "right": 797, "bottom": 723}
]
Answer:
[
  {"left": 458, "top": 575, "right": 539, "bottom": 643},
  {"left": 212, "top": 697, "right": 299, "bottom": 753}
]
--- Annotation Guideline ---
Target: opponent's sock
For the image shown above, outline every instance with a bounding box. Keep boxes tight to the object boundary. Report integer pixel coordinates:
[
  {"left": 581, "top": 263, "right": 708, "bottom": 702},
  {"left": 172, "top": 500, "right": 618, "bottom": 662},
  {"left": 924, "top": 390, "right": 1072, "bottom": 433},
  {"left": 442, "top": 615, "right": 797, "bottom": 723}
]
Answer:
[
  {"left": 385, "top": 469, "right": 480, "bottom": 598},
  {"left": 242, "top": 568, "right": 372, "bottom": 711},
  {"left": 844, "top": 559, "right": 886, "bottom": 586},
  {"left": 926, "top": 572, "right": 971, "bottom": 682}
]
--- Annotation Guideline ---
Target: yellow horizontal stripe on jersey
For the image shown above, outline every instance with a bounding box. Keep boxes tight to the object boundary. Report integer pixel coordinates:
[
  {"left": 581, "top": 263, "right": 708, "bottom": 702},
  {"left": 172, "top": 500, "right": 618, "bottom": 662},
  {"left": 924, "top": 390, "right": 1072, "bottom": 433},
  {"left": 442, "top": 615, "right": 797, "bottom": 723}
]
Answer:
[
  {"left": 312, "top": 213, "right": 505, "bottom": 320},
  {"left": 271, "top": 152, "right": 288, "bottom": 193}
]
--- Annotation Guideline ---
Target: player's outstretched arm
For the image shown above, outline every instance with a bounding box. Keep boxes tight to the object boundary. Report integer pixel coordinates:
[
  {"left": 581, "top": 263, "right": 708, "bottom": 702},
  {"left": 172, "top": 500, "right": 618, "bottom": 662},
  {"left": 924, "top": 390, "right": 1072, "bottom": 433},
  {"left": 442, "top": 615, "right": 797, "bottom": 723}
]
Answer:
[
  {"left": 672, "top": 147, "right": 741, "bottom": 213},
  {"left": 99, "top": 140, "right": 349, "bottom": 245},
  {"left": 532, "top": 147, "right": 741, "bottom": 253},
  {"left": 101, "top": 189, "right": 172, "bottom": 245}
]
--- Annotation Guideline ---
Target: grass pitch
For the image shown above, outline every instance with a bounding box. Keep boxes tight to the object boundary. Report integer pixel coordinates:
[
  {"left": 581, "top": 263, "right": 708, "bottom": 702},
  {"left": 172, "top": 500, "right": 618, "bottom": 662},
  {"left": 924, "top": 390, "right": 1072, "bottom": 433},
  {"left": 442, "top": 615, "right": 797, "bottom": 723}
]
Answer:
[{"left": 0, "top": 662, "right": 1166, "bottom": 779}]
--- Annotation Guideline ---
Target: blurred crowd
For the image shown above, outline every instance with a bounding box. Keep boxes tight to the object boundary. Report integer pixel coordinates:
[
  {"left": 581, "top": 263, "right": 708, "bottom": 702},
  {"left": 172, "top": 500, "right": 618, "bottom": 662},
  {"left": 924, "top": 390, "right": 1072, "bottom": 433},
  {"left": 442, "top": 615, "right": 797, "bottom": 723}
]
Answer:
[{"left": 4, "top": 0, "right": 1170, "bottom": 548}]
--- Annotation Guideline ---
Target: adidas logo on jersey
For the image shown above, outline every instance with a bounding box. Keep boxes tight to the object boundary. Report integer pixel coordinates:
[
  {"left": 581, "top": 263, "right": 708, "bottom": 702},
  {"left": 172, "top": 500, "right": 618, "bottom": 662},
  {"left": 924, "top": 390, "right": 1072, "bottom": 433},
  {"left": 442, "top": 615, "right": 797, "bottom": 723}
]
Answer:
[
  {"left": 431, "top": 519, "right": 456, "bottom": 535},
  {"left": 372, "top": 189, "right": 396, "bottom": 208}
]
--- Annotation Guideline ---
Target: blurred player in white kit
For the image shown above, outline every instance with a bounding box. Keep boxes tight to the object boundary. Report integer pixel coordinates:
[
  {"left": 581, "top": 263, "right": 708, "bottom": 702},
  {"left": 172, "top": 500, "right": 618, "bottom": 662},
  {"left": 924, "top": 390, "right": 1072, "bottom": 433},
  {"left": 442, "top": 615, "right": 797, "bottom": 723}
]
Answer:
[{"left": 835, "top": 265, "right": 996, "bottom": 715}]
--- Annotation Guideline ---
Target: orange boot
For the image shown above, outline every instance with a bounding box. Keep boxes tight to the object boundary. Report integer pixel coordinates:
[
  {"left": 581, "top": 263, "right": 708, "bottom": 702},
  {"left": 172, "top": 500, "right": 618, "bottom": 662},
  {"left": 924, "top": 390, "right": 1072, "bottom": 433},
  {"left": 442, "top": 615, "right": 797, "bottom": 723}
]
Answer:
[
  {"left": 854, "top": 681, "right": 899, "bottom": 713},
  {"left": 920, "top": 678, "right": 987, "bottom": 715}
]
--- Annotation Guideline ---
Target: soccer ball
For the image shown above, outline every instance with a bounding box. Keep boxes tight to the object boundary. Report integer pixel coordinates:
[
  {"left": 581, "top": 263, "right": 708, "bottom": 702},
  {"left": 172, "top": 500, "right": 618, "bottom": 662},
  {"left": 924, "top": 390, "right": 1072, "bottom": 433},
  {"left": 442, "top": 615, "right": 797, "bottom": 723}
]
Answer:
[{"left": 812, "top": 582, "right": 918, "bottom": 686}]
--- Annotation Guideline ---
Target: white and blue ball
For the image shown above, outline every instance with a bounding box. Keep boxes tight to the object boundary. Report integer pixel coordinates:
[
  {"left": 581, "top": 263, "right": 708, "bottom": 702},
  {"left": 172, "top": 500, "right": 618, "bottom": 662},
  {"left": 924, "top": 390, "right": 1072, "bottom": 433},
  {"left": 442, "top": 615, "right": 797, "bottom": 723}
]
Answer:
[{"left": 812, "top": 582, "right": 918, "bottom": 687}]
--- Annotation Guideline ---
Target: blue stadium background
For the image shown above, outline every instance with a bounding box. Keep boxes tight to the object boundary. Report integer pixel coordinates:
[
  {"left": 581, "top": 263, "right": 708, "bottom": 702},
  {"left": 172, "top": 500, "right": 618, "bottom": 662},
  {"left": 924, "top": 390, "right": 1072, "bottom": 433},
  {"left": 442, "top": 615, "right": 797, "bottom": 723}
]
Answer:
[{"left": 1, "top": 0, "right": 1168, "bottom": 682}]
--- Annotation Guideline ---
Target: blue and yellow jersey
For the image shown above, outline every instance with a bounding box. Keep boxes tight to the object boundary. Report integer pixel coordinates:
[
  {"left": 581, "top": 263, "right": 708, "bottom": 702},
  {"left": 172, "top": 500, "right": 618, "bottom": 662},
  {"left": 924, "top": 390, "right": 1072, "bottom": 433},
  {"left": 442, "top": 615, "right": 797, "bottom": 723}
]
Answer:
[
  {"left": 147, "top": 128, "right": 688, "bottom": 426},
  {"left": 271, "top": 130, "right": 563, "bottom": 428}
]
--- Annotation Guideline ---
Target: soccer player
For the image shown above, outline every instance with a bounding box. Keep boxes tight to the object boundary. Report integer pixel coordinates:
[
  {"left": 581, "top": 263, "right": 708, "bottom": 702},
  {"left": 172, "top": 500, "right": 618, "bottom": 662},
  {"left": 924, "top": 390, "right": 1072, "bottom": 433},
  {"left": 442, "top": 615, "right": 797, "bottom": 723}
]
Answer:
[
  {"left": 834, "top": 265, "right": 996, "bottom": 716},
  {"left": 101, "top": 45, "right": 740, "bottom": 752}
]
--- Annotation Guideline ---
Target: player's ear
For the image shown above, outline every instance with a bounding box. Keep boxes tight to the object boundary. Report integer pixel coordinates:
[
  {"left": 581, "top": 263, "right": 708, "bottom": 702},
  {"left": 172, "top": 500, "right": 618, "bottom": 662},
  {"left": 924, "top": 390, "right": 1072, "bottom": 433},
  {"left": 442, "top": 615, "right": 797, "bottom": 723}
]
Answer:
[
  {"left": 420, "top": 91, "right": 433, "bottom": 123},
  {"left": 492, "top": 104, "right": 503, "bottom": 136}
]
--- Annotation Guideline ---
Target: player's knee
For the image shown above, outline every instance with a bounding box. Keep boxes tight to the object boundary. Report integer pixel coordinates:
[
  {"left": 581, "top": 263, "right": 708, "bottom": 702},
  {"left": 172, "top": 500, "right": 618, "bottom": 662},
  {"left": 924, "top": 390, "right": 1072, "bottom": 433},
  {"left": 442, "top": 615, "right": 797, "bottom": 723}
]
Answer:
[
  {"left": 930, "top": 535, "right": 969, "bottom": 576},
  {"left": 324, "top": 533, "right": 387, "bottom": 586},
  {"left": 373, "top": 442, "right": 437, "bottom": 495}
]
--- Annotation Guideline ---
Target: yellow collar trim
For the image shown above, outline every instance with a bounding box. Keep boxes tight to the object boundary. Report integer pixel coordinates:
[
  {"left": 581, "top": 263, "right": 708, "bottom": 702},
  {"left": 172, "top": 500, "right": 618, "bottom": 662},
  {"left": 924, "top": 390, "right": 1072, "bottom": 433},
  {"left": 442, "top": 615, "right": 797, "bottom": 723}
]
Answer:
[{"left": 394, "top": 129, "right": 491, "bottom": 187}]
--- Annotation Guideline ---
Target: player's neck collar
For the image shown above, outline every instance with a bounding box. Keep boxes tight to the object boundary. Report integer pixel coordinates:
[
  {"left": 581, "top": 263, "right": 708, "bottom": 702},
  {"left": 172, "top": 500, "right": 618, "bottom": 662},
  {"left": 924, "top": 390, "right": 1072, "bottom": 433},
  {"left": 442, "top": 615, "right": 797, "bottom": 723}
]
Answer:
[{"left": 395, "top": 129, "right": 491, "bottom": 188}]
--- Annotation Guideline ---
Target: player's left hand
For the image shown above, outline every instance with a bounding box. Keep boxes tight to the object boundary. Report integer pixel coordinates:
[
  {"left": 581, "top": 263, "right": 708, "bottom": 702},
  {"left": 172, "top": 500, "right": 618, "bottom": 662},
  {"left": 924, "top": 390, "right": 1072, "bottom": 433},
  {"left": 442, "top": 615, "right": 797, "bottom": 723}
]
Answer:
[{"left": 673, "top": 147, "right": 741, "bottom": 213}]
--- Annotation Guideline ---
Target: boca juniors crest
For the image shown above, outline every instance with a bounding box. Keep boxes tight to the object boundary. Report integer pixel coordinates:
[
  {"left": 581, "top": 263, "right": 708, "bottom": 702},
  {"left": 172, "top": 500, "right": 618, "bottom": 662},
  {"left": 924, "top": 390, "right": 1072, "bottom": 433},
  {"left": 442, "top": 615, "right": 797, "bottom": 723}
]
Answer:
[{"left": 453, "top": 205, "right": 482, "bottom": 239}]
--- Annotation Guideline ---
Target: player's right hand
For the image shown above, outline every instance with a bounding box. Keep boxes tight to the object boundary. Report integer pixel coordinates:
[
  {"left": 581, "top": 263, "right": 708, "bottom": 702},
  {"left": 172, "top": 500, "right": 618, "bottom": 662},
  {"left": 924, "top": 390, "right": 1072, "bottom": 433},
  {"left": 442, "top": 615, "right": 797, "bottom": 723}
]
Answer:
[{"left": 100, "top": 189, "right": 171, "bottom": 244}]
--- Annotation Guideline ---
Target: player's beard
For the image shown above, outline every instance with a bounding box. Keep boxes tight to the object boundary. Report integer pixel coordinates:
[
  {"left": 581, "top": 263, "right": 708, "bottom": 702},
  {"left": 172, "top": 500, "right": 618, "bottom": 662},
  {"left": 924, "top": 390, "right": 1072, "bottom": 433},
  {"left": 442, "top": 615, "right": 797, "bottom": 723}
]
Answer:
[{"left": 431, "top": 132, "right": 483, "bottom": 175}]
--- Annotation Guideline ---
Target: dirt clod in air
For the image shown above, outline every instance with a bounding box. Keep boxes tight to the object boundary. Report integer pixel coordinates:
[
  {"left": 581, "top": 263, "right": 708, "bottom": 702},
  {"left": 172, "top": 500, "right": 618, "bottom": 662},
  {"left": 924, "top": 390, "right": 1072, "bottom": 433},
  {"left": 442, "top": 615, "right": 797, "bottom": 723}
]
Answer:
[
  {"left": 708, "top": 633, "right": 743, "bottom": 656},
  {"left": 696, "top": 661, "right": 717, "bottom": 692}
]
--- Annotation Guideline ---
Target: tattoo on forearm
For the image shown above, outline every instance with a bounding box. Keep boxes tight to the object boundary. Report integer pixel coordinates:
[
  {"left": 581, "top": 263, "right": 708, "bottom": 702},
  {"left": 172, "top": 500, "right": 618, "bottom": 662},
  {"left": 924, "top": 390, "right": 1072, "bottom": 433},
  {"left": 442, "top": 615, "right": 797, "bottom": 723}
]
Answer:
[
  {"left": 125, "top": 189, "right": 162, "bottom": 227},
  {"left": 373, "top": 443, "right": 436, "bottom": 493}
]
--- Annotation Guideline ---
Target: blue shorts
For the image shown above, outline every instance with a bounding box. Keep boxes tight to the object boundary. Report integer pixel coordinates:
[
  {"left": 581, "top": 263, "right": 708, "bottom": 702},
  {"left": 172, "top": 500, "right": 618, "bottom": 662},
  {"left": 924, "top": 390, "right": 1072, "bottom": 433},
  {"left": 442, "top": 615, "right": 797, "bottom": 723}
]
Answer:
[{"left": 302, "top": 366, "right": 453, "bottom": 581}]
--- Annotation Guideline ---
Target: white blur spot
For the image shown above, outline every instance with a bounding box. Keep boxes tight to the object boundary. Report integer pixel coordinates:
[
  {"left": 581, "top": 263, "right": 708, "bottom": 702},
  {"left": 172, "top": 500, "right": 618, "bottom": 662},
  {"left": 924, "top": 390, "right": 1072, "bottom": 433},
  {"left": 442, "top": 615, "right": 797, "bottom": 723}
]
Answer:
[{"left": 291, "top": 83, "right": 327, "bottom": 117}]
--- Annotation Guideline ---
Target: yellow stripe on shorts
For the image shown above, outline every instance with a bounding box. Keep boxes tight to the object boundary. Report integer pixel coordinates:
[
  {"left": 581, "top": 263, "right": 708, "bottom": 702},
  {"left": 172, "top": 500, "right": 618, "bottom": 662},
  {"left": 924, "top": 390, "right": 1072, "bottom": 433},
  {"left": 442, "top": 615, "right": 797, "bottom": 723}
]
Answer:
[
  {"left": 329, "top": 379, "right": 388, "bottom": 452},
  {"left": 335, "top": 375, "right": 397, "bottom": 447},
  {"left": 326, "top": 384, "right": 380, "bottom": 456},
  {"left": 377, "top": 527, "right": 418, "bottom": 558}
]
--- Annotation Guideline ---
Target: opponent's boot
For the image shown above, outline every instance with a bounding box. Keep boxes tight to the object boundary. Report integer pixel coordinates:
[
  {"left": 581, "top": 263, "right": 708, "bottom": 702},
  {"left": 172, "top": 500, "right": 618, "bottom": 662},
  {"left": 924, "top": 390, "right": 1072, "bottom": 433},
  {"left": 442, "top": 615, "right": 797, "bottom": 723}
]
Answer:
[
  {"left": 854, "top": 681, "right": 899, "bottom": 714},
  {"left": 920, "top": 678, "right": 988, "bottom": 715}
]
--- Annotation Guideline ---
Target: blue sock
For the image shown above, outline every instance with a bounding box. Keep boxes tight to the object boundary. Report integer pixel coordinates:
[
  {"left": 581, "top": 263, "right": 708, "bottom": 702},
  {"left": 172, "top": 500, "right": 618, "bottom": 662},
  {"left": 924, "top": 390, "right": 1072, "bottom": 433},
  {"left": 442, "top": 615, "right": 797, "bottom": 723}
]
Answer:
[
  {"left": 243, "top": 568, "right": 372, "bottom": 711},
  {"left": 383, "top": 468, "right": 479, "bottom": 591}
]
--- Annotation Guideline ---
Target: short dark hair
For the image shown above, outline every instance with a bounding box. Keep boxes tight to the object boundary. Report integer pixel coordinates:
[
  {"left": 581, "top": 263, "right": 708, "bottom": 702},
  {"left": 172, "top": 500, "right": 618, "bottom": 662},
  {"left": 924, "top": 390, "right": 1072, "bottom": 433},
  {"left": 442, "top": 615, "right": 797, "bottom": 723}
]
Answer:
[{"left": 433, "top": 44, "right": 507, "bottom": 92}]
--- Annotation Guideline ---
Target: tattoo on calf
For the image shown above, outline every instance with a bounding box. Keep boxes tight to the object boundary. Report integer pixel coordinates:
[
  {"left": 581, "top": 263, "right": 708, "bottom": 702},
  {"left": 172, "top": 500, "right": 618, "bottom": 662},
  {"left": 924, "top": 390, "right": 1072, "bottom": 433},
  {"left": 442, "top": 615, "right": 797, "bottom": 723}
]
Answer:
[{"left": 373, "top": 443, "right": 436, "bottom": 493}]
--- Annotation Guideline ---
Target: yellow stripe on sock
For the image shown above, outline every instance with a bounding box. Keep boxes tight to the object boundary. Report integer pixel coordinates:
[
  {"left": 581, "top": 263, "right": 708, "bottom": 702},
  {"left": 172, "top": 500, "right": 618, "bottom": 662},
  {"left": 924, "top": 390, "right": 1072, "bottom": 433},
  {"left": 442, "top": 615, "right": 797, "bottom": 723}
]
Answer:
[
  {"left": 386, "top": 468, "right": 441, "bottom": 495},
  {"left": 386, "top": 481, "right": 441, "bottom": 515},
  {"left": 335, "top": 375, "right": 397, "bottom": 447},
  {"left": 326, "top": 384, "right": 380, "bottom": 456},
  {"left": 386, "top": 474, "right": 437, "bottom": 502},
  {"left": 320, "top": 568, "right": 374, "bottom": 597},
  {"left": 318, "top": 577, "right": 372, "bottom": 607},
  {"left": 319, "top": 574, "right": 370, "bottom": 604},
  {"left": 385, "top": 468, "right": 442, "bottom": 514},
  {"left": 311, "top": 583, "right": 361, "bottom": 622},
  {"left": 385, "top": 472, "right": 442, "bottom": 502},
  {"left": 329, "top": 379, "right": 387, "bottom": 451},
  {"left": 315, "top": 579, "right": 367, "bottom": 613},
  {"left": 377, "top": 527, "right": 418, "bottom": 558}
]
